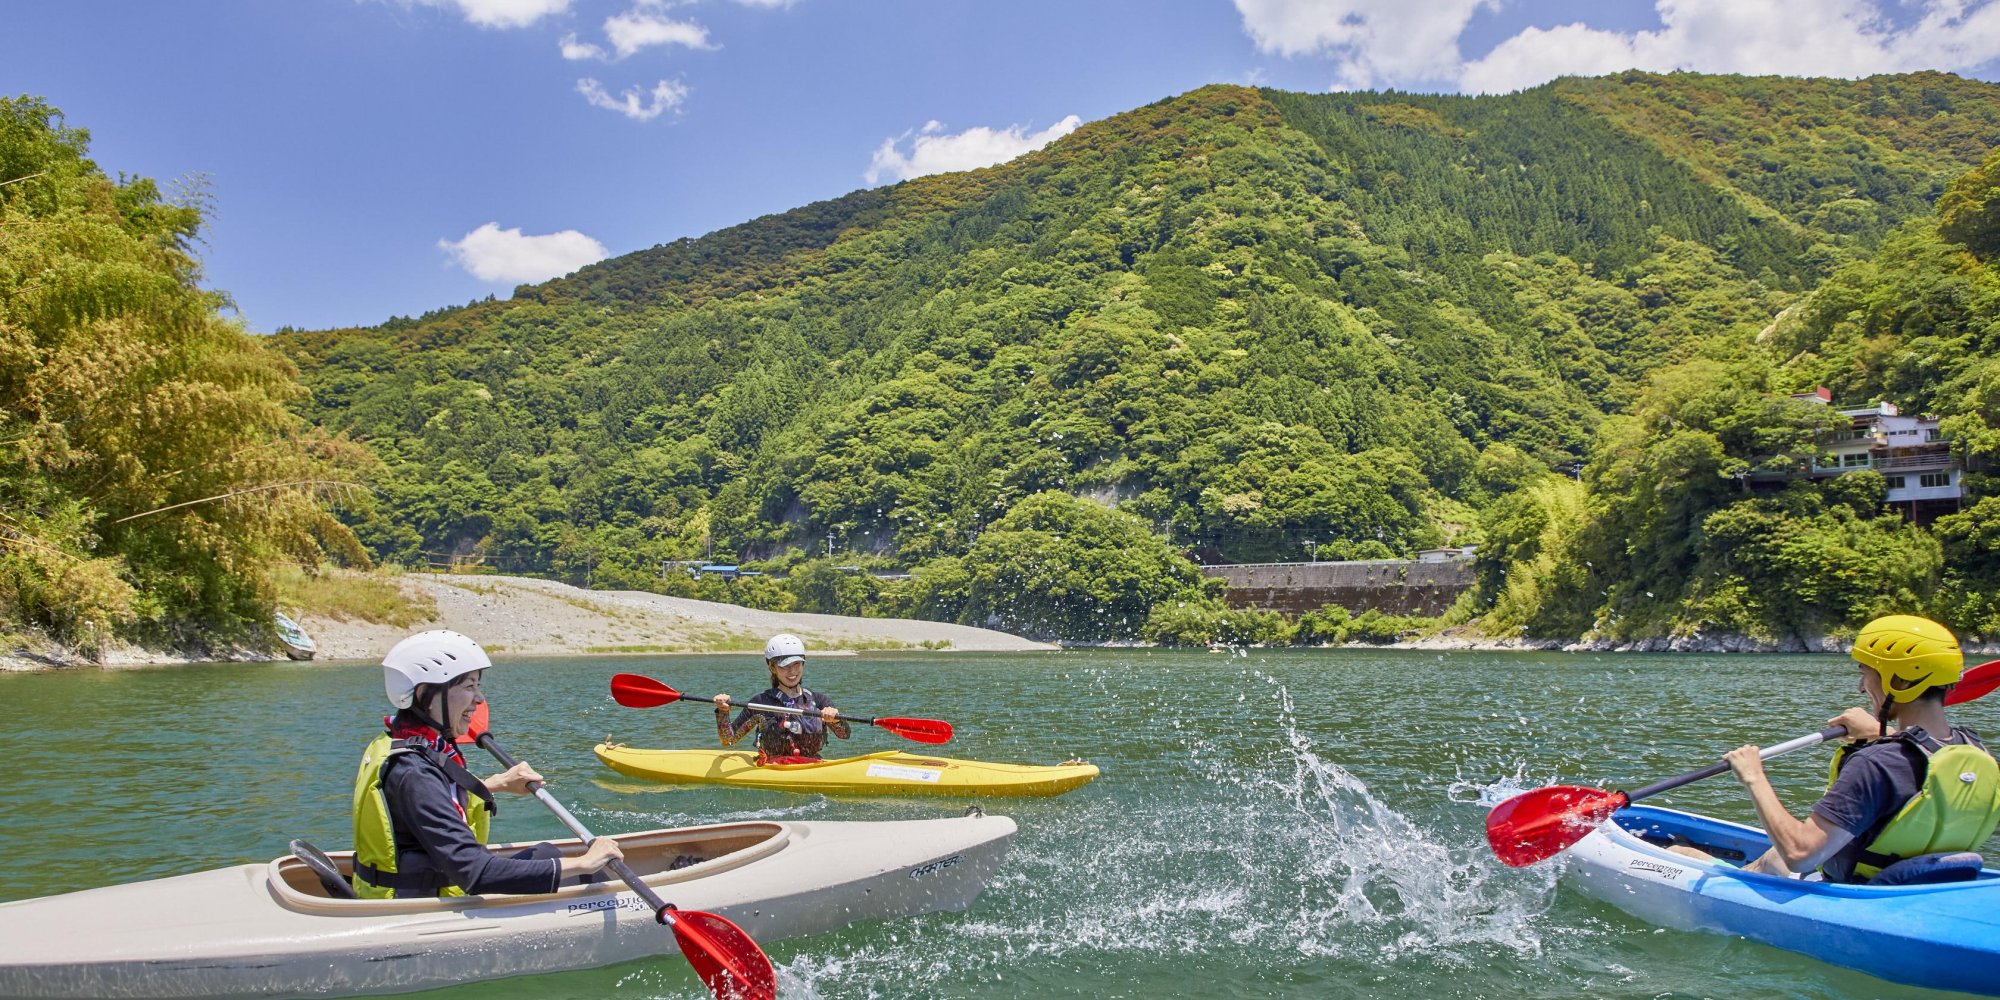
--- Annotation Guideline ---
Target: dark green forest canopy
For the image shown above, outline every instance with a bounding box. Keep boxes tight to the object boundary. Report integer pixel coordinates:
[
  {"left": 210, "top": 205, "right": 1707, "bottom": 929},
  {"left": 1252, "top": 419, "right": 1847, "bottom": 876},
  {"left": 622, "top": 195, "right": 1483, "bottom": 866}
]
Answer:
[{"left": 269, "top": 72, "right": 2000, "bottom": 641}]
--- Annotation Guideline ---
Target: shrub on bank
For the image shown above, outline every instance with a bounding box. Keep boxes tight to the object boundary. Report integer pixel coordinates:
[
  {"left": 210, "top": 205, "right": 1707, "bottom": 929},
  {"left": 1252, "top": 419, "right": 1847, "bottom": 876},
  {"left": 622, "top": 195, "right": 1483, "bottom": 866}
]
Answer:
[
  {"left": 1140, "top": 598, "right": 1293, "bottom": 647},
  {"left": 1295, "top": 605, "right": 1436, "bottom": 645}
]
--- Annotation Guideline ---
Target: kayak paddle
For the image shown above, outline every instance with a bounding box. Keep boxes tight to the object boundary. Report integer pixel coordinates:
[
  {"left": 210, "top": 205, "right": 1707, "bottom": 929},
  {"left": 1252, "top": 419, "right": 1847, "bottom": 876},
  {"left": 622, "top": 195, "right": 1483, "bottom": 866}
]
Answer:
[
  {"left": 1485, "top": 657, "right": 2000, "bottom": 868},
  {"left": 470, "top": 719, "right": 777, "bottom": 1000},
  {"left": 453, "top": 701, "right": 488, "bottom": 746},
  {"left": 610, "top": 672, "right": 954, "bottom": 745}
]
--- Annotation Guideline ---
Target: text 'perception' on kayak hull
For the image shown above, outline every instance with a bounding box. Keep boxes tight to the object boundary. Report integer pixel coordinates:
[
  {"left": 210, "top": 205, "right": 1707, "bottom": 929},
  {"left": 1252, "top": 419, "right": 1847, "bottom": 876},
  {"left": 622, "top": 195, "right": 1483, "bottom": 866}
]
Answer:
[{"left": 0, "top": 814, "right": 1015, "bottom": 1000}]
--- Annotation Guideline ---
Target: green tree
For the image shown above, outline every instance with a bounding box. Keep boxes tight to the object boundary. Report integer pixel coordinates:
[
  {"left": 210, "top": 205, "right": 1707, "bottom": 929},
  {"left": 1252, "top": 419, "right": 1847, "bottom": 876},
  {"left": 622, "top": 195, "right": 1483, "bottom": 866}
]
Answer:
[
  {"left": 1939, "top": 148, "right": 2000, "bottom": 259},
  {"left": 960, "top": 492, "right": 1206, "bottom": 641},
  {"left": 0, "top": 96, "right": 364, "bottom": 651}
]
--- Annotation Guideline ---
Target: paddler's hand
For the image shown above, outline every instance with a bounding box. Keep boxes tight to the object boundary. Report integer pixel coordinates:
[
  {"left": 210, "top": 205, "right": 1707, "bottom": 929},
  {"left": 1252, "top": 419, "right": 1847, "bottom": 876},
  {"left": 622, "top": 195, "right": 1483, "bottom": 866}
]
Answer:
[
  {"left": 485, "top": 761, "right": 544, "bottom": 796},
  {"left": 1829, "top": 706, "right": 1881, "bottom": 742},
  {"left": 713, "top": 694, "right": 731, "bottom": 711},
  {"left": 561, "top": 838, "right": 624, "bottom": 878},
  {"left": 1723, "top": 745, "right": 1769, "bottom": 788},
  {"left": 820, "top": 706, "right": 840, "bottom": 722}
]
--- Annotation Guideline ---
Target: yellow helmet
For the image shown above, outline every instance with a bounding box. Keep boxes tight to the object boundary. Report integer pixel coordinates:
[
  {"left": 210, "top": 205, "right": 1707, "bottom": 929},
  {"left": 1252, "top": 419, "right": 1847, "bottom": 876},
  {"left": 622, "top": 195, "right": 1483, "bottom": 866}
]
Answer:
[{"left": 1851, "top": 615, "right": 1962, "bottom": 703}]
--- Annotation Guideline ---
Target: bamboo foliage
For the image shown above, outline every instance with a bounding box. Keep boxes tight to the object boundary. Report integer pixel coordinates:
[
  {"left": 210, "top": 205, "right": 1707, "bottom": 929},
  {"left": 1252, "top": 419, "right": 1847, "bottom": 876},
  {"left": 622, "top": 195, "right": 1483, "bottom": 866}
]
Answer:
[{"left": 0, "top": 96, "right": 367, "bottom": 653}]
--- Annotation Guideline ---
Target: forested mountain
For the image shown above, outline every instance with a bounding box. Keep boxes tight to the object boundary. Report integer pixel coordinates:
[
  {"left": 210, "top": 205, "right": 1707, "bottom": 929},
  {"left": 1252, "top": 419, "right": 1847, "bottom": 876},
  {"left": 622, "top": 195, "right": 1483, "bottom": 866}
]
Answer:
[{"left": 248, "top": 71, "right": 2000, "bottom": 643}]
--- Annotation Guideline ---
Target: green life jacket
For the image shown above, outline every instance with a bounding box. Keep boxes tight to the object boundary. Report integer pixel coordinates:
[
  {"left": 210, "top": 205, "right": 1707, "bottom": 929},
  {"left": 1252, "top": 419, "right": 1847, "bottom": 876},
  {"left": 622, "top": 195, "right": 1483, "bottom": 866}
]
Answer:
[
  {"left": 350, "top": 733, "right": 492, "bottom": 899},
  {"left": 1825, "top": 727, "right": 2000, "bottom": 881}
]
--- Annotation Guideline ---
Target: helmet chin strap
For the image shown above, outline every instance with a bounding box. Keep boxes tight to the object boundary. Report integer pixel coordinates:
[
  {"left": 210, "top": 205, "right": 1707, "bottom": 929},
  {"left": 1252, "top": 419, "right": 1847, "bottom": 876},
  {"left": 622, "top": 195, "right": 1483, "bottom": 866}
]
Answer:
[{"left": 411, "top": 685, "right": 453, "bottom": 738}]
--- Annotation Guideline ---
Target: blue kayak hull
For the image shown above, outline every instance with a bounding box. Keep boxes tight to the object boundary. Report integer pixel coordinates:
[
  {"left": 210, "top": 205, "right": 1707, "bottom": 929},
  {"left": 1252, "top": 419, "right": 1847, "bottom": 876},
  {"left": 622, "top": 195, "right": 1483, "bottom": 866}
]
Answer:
[{"left": 1565, "top": 805, "right": 2000, "bottom": 996}]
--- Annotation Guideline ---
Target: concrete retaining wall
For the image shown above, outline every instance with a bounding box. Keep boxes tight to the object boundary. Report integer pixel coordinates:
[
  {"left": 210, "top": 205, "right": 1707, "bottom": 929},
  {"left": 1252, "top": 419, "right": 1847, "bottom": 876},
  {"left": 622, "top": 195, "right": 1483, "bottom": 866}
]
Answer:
[{"left": 1200, "top": 559, "right": 1475, "bottom": 616}]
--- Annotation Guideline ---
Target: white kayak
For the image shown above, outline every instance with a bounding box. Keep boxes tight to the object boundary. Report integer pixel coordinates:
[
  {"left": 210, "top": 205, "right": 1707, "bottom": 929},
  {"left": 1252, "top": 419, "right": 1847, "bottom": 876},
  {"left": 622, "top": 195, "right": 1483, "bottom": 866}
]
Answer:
[{"left": 0, "top": 813, "right": 1015, "bottom": 999}]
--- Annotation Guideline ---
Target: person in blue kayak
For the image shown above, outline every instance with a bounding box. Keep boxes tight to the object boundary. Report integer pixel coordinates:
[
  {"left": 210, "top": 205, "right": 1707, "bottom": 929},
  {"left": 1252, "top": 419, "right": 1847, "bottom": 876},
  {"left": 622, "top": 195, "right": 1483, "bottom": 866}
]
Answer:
[
  {"left": 1708, "top": 615, "right": 2000, "bottom": 882},
  {"left": 713, "top": 633, "right": 850, "bottom": 764},
  {"left": 351, "top": 630, "right": 622, "bottom": 898}
]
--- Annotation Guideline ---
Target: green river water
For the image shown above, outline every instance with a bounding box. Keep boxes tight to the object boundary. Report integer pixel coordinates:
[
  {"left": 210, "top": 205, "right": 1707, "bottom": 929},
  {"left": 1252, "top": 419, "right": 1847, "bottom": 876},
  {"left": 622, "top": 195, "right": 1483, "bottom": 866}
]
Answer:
[{"left": 1, "top": 649, "right": 1994, "bottom": 999}]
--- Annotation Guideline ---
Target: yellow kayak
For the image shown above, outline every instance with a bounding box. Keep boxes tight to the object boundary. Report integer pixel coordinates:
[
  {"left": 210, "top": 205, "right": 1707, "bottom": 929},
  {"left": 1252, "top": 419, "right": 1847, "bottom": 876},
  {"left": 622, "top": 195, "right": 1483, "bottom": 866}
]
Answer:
[{"left": 594, "top": 744, "right": 1099, "bottom": 797}]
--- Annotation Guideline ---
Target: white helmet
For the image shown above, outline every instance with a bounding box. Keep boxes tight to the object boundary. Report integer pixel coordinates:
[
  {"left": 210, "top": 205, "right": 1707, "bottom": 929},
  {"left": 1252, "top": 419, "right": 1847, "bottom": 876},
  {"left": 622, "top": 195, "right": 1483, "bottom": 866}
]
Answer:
[
  {"left": 383, "top": 630, "right": 491, "bottom": 709},
  {"left": 763, "top": 633, "right": 806, "bottom": 667}
]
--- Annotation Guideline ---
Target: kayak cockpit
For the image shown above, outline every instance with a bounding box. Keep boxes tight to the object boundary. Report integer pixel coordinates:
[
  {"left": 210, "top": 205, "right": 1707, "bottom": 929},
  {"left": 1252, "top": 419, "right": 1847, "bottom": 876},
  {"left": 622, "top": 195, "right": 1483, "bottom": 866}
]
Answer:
[
  {"left": 1606, "top": 805, "right": 2000, "bottom": 887},
  {"left": 267, "top": 821, "right": 789, "bottom": 913},
  {"left": 1615, "top": 807, "right": 1768, "bottom": 866}
]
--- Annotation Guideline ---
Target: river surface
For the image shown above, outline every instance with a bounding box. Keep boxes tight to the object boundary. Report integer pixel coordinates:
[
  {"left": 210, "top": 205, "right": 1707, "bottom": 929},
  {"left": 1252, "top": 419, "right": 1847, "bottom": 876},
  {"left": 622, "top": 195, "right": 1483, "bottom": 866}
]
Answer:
[{"left": 1, "top": 649, "right": 1993, "bottom": 999}]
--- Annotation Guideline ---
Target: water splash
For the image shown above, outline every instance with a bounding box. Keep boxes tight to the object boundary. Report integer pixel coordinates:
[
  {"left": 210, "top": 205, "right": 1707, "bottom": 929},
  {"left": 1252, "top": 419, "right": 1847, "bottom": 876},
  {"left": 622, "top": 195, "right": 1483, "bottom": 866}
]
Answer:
[
  {"left": 1446, "top": 762, "right": 1546, "bottom": 809},
  {"left": 594, "top": 673, "right": 1574, "bottom": 998},
  {"left": 1212, "top": 683, "right": 1560, "bottom": 962}
]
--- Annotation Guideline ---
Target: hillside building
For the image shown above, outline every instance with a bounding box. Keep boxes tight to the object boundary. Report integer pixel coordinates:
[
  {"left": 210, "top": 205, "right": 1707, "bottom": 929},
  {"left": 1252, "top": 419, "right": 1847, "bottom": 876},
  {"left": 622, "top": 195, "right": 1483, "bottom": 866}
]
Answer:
[{"left": 1774, "top": 388, "right": 1963, "bottom": 522}]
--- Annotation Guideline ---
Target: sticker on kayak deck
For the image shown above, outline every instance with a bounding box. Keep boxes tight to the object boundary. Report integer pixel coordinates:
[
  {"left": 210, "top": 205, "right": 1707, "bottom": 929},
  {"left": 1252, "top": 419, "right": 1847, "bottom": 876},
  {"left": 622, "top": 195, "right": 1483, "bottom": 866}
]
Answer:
[
  {"left": 1627, "top": 859, "right": 1684, "bottom": 881},
  {"left": 865, "top": 763, "right": 943, "bottom": 782},
  {"left": 565, "top": 896, "right": 649, "bottom": 916},
  {"left": 909, "top": 855, "right": 964, "bottom": 879}
]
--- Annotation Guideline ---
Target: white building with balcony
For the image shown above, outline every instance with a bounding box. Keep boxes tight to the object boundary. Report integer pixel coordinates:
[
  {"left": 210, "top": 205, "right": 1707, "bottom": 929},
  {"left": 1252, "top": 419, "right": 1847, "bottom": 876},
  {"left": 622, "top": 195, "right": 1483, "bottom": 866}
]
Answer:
[{"left": 1787, "top": 388, "right": 1963, "bottom": 520}]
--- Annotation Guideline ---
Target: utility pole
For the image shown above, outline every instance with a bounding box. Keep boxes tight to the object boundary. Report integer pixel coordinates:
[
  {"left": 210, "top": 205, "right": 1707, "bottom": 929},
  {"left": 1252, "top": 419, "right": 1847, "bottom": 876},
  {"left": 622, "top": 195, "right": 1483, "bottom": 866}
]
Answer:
[{"left": 826, "top": 532, "right": 834, "bottom": 557}]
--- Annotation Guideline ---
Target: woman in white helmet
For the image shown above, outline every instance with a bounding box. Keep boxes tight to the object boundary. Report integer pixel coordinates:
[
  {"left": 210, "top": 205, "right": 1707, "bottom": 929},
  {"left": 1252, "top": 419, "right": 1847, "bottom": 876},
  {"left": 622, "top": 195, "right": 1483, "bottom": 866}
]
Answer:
[
  {"left": 713, "top": 633, "right": 850, "bottom": 764},
  {"left": 350, "top": 630, "right": 621, "bottom": 898}
]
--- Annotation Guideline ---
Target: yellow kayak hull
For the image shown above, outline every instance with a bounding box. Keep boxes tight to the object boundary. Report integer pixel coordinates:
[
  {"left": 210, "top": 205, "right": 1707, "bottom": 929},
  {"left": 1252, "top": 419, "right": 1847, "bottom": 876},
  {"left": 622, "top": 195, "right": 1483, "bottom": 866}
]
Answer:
[{"left": 594, "top": 744, "right": 1099, "bottom": 797}]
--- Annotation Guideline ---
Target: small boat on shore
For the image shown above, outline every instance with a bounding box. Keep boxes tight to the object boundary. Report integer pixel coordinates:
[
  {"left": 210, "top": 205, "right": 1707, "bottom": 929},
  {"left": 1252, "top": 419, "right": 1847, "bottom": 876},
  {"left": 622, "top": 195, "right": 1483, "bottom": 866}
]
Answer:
[
  {"left": 0, "top": 813, "right": 1015, "bottom": 999},
  {"left": 273, "top": 612, "right": 315, "bottom": 661},
  {"left": 1565, "top": 804, "right": 2000, "bottom": 996},
  {"left": 597, "top": 744, "right": 1100, "bottom": 797}
]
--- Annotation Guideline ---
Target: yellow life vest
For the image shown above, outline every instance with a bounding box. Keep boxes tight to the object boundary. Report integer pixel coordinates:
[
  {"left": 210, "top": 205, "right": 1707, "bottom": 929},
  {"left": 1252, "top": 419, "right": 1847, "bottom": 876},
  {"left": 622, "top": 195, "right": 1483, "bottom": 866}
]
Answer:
[
  {"left": 1826, "top": 729, "right": 2000, "bottom": 881},
  {"left": 350, "top": 733, "right": 492, "bottom": 899}
]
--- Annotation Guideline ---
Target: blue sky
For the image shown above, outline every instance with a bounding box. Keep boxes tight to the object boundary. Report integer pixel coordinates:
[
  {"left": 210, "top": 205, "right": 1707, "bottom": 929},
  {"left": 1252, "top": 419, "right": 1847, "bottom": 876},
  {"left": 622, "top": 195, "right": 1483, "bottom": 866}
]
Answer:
[{"left": 8, "top": 0, "right": 2000, "bottom": 333}]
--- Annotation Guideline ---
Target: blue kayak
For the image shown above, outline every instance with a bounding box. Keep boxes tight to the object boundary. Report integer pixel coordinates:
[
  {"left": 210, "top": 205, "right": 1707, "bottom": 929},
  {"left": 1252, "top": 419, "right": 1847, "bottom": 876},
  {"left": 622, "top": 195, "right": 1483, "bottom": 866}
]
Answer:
[{"left": 1565, "top": 805, "right": 2000, "bottom": 995}]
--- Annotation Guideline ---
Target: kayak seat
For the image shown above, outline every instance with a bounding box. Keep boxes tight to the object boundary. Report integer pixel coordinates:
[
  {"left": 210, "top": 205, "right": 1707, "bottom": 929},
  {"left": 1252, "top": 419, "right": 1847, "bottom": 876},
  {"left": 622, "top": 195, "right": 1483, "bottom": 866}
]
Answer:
[
  {"left": 1865, "top": 851, "right": 1986, "bottom": 887},
  {"left": 289, "top": 839, "right": 359, "bottom": 899}
]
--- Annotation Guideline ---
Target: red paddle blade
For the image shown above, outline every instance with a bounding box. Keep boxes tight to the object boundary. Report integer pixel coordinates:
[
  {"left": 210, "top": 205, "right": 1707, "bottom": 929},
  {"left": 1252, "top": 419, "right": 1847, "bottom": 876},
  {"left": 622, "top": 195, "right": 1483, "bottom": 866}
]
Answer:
[
  {"left": 454, "top": 702, "right": 489, "bottom": 746},
  {"left": 669, "top": 909, "right": 777, "bottom": 1000},
  {"left": 611, "top": 672, "right": 685, "bottom": 709},
  {"left": 876, "top": 717, "right": 953, "bottom": 744},
  {"left": 1948, "top": 659, "right": 2000, "bottom": 706},
  {"left": 1485, "top": 785, "right": 1629, "bottom": 867}
]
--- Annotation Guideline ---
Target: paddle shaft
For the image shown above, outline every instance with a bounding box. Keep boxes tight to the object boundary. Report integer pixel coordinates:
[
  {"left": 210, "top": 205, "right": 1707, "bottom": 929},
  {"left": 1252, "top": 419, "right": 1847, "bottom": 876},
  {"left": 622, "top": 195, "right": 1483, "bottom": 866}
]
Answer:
[
  {"left": 1624, "top": 725, "right": 1846, "bottom": 802},
  {"left": 704, "top": 695, "right": 883, "bottom": 727},
  {"left": 739, "top": 700, "right": 886, "bottom": 727},
  {"left": 475, "top": 733, "right": 678, "bottom": 925}
]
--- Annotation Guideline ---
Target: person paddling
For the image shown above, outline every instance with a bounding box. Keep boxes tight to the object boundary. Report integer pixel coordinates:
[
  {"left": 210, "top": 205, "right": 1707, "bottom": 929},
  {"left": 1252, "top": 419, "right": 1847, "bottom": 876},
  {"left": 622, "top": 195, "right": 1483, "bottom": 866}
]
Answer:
[
  {"left": 713, "top": 633, "right": 850, "bottom": 764},
  {"left": 351, "top": 630, "right": 622, "bottom": 898},
  {"left": 1688, "top": 615, "right": 2000, "bottom": 882}
]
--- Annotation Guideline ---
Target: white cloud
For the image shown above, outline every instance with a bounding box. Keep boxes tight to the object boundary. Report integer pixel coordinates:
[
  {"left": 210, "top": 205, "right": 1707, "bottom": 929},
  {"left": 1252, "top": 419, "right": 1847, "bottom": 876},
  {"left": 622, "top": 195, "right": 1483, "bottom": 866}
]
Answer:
[
  {"left": 865, "top": 115, "right": 1084, "bottom": 185},
  {"left": 577, "top": 77, "right": 691, "bottom": 120},
  {"left": 1232, "top": 0, "right": 1497, "bottom": 89},
  {"left": 559, "top": 32, "right": 606, "bottom": 60},
  {"left": 603, "top": 11, "right": 712, "bottom": 58},
  {"left": 730, "top": 0, "right": 797, "bottom": 6},
  {"left": 406, "top": 0, "right": 573, "bottom": 29},
  {"left": 1234, "top": 0, "right": 2000, "bottom": 95},
  {"left": 439, "top": 223, "right": 609, "bottom": 283}
]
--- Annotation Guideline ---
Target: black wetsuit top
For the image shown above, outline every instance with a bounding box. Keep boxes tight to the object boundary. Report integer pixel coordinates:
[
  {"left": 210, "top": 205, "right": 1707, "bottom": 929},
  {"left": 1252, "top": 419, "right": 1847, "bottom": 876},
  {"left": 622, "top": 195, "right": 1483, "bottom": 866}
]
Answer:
[{"left": 380, "top": 749, "right": 560, "bottom": 896}]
